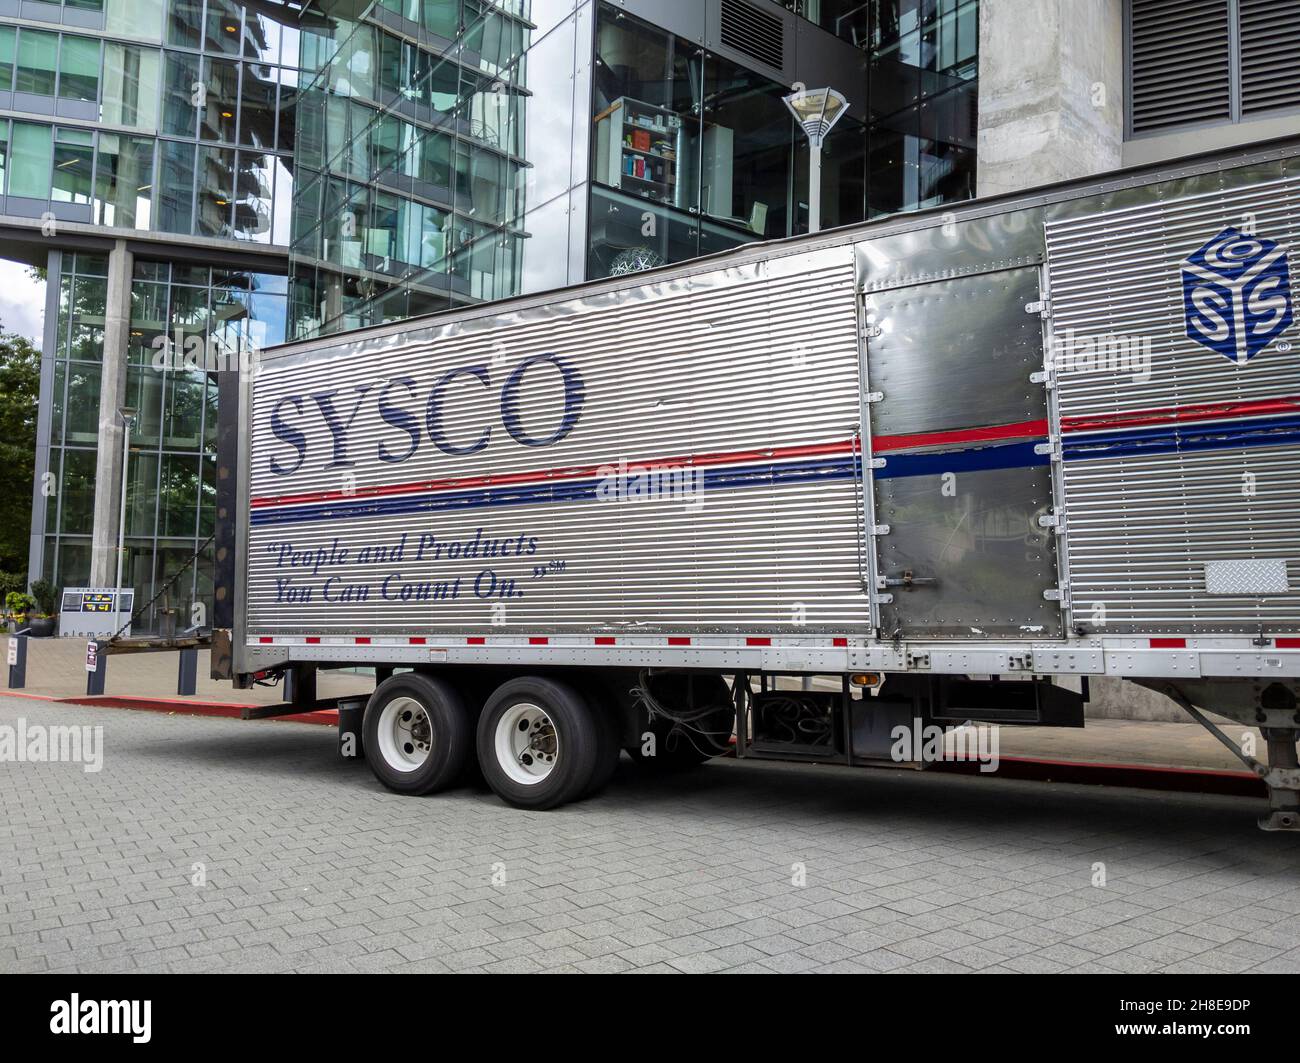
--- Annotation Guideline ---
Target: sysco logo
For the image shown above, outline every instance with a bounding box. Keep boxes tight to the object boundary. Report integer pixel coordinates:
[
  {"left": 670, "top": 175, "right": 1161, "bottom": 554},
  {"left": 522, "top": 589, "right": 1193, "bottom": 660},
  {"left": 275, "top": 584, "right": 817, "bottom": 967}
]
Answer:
[
  {"left": 267, "top": 352, "right": 585, "bottom": 476},
  {"left": 1182, "top": 227, "right": 1293, "bottom": 364}
]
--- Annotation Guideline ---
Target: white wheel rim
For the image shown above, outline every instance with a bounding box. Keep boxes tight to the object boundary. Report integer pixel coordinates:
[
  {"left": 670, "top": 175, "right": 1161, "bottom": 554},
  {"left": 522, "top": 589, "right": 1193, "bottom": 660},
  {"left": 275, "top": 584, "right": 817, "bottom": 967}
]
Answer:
[
  {"left": 376, "top": 696, "right": 433, "bottom": 772},
  {"left": 494, "top": 702, "right": 559, "bottom": 785}
]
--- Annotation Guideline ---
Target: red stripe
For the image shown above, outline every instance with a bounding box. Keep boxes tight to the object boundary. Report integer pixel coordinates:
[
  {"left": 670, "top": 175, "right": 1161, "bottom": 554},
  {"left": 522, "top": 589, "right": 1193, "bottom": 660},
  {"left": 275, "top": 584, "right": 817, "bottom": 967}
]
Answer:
[
  {"left": 466, "top": 636, "right": 485, "bottom": 645},
  {"left": 304, "top": 636, "right": 320, "bottom": 644},
  {"left": 258, "top": 637, "right": 273, "bottom": 644},
  {"left": 1061, "top": 395, "right": 1300, "bottom": 434},
  {"left": 250, "top": 439, "right": 858, "bottom": 508},
  {"left": 872, "top": 419, "right": 1048, "bottom": 454},
  {"left": 408, "top": 637, "right": 426, "bottom": 645},
  {"left": 528, "top": 637, "right": 549, "bottom": 645},
  {"left": 1150, "top": 638, "right": 1186, "bottom": 648},
  {"left": 668, "top": 637, "right": 691, "bottom": 646},
  {"left": 1277, "top": 638, "right": 1300, "bottom": 648},
  {"left": 355, "top": 637, "right": 371, "bottom": 645},
  {"left": 594, "top": 636, "right": 616, "bottom": 646},
  {"left": 833, "top": 637, "right": 848, "bottom": 647},
  {"left": 746, "top": 637, "right": 771, "bottom": 646}
]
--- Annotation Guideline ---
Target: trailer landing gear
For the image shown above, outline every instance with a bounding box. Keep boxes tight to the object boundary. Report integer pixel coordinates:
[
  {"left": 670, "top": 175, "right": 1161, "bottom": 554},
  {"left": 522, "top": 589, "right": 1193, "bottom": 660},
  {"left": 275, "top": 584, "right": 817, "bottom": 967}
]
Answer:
[{"left": 1144, "top": 679, "right": 1300, "bottom": 832}]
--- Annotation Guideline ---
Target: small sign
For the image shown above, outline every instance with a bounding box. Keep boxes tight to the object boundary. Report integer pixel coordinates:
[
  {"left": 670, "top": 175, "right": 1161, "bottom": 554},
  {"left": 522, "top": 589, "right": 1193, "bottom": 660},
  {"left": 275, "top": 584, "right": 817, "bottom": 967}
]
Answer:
[
  {"left": 6, "top": 639, "right": 17, "bottom": 666},
  {"left": 85, "top": 640, "right": 98, "bottom": 673}
]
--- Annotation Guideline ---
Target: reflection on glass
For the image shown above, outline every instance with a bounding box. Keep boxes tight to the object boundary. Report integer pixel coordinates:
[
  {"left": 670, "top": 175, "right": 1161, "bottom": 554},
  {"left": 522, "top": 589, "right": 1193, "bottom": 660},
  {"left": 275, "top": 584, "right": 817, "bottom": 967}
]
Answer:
[{"left": 94, "top": 134, "right": 154, "bottom": 228}]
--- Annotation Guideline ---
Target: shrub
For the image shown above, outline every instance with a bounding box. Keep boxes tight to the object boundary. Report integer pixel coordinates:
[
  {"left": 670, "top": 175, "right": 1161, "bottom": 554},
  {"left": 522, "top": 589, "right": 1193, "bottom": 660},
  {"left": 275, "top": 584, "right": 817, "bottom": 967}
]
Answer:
[{"left": 28, "top": 577, "right": 58, "bottom": 617}]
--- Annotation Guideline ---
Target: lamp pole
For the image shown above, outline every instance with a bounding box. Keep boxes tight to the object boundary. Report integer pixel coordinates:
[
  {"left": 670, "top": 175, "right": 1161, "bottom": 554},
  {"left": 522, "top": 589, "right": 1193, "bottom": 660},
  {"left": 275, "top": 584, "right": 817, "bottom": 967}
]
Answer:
[
  {"left": 783, "top": 87, "right": 850, "bottom": 235},
  {"left": 114, "top": 406, "right": 137, "bottom": 630}
]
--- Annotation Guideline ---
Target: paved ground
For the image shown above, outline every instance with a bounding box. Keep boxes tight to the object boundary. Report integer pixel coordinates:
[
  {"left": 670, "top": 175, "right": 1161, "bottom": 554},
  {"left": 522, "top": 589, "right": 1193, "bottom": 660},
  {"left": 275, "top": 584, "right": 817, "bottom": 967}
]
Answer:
[{"left": 3, "top": 695, "right": 1299, "bottom": 974}]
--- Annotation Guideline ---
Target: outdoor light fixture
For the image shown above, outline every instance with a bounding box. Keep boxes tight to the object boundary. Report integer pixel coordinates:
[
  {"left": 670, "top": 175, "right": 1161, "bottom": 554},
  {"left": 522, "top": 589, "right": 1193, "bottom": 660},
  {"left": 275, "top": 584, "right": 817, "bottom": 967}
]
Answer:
[
  {"left": 114, "top": 406, "right": 138, "bottom": 631},
  {"left": 783, "top": 86, "right": 849, "bottom": 234}
]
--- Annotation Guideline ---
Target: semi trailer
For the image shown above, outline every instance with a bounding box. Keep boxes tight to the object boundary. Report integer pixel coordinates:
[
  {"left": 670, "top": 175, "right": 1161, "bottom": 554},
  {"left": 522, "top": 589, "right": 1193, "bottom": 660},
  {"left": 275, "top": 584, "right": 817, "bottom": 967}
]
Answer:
[{"left": 217, "top": 136, "right": 1300, "bottom": 830}]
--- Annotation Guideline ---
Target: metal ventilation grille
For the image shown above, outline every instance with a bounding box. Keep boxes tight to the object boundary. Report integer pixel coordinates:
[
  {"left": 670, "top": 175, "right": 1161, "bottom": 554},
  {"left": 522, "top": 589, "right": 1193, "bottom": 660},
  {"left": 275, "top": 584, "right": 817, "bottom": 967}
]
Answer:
[
  {"left": 720, "top": 0, "right": 785, "bottom": 72},
  {"left": 1129, "top": 0, "right": 1231, "bottom": 133},
  {"left": 1240, "top": 0, "right": 1300, "bottom": 115}
]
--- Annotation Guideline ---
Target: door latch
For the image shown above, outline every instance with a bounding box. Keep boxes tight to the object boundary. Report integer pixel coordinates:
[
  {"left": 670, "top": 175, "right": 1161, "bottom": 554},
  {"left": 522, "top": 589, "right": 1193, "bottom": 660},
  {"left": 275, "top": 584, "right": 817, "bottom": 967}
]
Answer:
[{"left": 881, "top": 570, "right": 938, "bottom": 590}]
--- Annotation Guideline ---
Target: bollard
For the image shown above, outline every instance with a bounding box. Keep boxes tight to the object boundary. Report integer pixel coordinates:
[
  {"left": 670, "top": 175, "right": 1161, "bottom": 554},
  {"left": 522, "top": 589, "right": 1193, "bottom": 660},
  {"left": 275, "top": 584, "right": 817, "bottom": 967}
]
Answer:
[
  {"left": 7, "top": 633, "right": 26, "bottom": 689},
  {"left": 86, "top": 639, "right": 107, "bottom": 696},
  {"left": 177, "top": 647, "right": 198, "bottom": 696}
]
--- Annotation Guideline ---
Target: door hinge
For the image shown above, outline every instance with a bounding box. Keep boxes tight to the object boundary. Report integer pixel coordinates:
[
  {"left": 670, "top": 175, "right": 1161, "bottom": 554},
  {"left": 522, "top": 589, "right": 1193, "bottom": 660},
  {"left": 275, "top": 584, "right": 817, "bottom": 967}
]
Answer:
[
  {"left": 1034, "top": 438, "right": 1062, "bottom": 461},
  {"left": 1025, "top": 299, "right": 1049, "bottom": 316},
  {"left": 865, "top": 390, "right": 884, "bottom": 403},
  {"left": 871, "top": 523, "right": 890, "bottom": 536}
]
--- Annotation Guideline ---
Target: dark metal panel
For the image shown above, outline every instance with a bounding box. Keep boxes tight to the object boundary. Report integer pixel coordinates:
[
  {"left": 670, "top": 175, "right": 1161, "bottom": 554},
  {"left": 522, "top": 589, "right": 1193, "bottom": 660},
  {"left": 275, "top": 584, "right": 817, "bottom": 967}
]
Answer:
[
  {"left": 865, "top": 267, "right": 1047, "bottom": 437},
  {"left": 874, "top": 465, "right": 1062, "bottom": 639}
]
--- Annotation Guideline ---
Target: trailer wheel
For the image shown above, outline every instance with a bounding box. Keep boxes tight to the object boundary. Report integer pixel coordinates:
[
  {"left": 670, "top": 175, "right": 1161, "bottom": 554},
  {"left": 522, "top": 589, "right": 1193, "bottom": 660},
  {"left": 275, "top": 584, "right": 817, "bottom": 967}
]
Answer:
[
  {"left": 477, "top": 677, "right": 599, "bottom": 810},
  {"left": 364, "top": 673, "right": 472, "bottom": 795},
  {"left": 573, "top": 680, "right": 623, "bottom": 800}
]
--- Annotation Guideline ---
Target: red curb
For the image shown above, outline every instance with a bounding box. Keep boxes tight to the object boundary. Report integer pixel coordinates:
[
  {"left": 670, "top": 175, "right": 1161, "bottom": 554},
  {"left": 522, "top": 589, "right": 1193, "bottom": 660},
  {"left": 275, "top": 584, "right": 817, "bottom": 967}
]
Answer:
[
  {"left": 47, "top": 694, "right": 339, "bottom": 727},
  {"left": 0, "top": 690, "right": 60, "bottom": 701}
]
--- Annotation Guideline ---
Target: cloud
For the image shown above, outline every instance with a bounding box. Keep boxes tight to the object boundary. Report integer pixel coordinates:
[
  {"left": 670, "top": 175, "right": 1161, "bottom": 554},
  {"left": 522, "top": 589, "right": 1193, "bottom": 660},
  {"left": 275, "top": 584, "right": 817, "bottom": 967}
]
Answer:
[{"left": 0, "top": 259, "right": 46, "bottom": 345}]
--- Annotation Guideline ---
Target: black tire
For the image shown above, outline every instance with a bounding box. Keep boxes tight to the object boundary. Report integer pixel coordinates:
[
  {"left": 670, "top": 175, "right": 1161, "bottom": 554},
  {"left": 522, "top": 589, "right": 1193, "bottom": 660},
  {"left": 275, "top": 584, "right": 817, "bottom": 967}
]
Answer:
[
  {"left": 477, "top": 677, "right": 599, "bottom": 810},
  {"left": 625, "top": 674, "right": 734, "bottom": 769},
  {"left": 575, "top": 680, "right": 623, "bottom": 800},
  {"left": 363, "top": 672, "right": 473, "bottom": 795}
]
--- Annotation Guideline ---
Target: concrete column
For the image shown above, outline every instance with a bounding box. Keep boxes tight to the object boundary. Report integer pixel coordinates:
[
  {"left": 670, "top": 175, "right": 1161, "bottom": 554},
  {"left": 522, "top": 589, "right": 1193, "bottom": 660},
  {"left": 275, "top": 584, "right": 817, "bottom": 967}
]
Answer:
[
  {"left": 89, "top": 239, "right": 134, "bottom": 587},
  {"left": 27, "top": 248, "right": 63, "bottom": 584},
  {"left": 977, "top": 0, "right": 1124, "bottom": 198}
]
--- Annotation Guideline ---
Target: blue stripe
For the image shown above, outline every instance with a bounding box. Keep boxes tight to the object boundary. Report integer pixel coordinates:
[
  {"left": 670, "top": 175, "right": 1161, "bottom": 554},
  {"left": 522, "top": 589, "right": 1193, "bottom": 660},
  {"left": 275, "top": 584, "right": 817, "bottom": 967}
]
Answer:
[
  {"left": 251, "top": 456, "right": 861, "bottom": 526},
  {"left": 1063, "top": 413, "right": 1300, "bottom": 463},
  {"left": 874, "top": 440, "right": 1048, "bottom": 479}
]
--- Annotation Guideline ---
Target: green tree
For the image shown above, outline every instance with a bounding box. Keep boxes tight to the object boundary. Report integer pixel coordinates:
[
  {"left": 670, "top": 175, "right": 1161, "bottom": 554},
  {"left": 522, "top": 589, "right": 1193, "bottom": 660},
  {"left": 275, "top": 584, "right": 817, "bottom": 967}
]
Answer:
[{"left": 0, "top": 326, "right": 40, "bottom": 597}]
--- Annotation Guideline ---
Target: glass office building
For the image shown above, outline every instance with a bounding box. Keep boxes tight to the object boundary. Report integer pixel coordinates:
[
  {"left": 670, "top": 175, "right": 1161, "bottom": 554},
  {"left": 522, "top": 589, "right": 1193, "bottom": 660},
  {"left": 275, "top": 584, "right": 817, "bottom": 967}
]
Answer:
[
  {"left": 288, "top": 0, "right": 980, "bottom": 339},
  {"left": 7, "top": 0, "right": 980, "bottom": 631},
  {"left": 4, "top": 0, "right": 300, "bottom": 630}
]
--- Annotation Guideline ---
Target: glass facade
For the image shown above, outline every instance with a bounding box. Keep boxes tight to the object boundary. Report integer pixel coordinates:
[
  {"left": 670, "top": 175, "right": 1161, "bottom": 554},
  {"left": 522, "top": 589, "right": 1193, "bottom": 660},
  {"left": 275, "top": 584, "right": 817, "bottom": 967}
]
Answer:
[
  {"left": 290, "top": 0, "right": 978, "bottom": 337},
  {"left": 0, "top": 0, "right": 299, "bottom": 242},
  {"left": 40, "top": 256, "right": 287, "bottom": 630},
  {"left": 4, "top": 0, "right": 299, "bottom": 632},
  {"left": 864, "top": 0, "right": 979, "bottom": 216}
]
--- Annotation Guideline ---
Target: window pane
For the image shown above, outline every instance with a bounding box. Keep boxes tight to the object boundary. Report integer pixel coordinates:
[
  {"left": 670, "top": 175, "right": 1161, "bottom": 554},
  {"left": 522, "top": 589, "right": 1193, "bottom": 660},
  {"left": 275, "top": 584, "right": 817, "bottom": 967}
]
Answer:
[
  {"left": 58, "top": 36, "right": 101, "bottom": 102},
  {"left": 103, "top": 45, "right": 161, "bottom": 130},
  {"left": 163, "top": 51, "right": 201, "bottom": 137},
  {"left": 200, "top": 57, "right": 239, "bottom": 142},
  {"left": 206, "top": 0, "right": 243, "bottom": 55},
  {"left": 16, "top": 29, "right": 58, "bottom": 96},
  {"left": 95, "top": 134, "right": 155, "bottom": 228},
  {"left": 52, "top": 140, "right": 94, "bottom": 204},
  {"left": 196, "top": 144, "right": 236, "bottom": 236},
  {"left": 239, "top": 63, "right": 277, "bottom": 147},
  {"left": 108, "top": 0, "right": 166, "bottom": 44},
  {"left": 9, "top": 122, "right": 53, "bottom": 199},
  {"left": 232, "top": 150, "right": 274, "bottom": 242},
  {"left": 166, "top": 0, "right": 204, "bottom": 49},
  {"left": 157, "top": 139, "right": 195, "bottom": 233},
  {"left": 0, "top": 125, "right": 7, "bottom": 196},
  {"left": 0, "top": 26, "right": 14, "bottom": 91}
]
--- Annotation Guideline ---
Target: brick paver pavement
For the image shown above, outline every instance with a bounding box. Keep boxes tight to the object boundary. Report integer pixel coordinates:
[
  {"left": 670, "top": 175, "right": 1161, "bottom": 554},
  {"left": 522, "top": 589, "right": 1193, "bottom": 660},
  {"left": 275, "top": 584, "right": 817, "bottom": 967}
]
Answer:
[{"left": 2, "top": 694, "right": 1298, "bottom": 974}]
